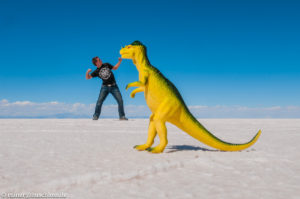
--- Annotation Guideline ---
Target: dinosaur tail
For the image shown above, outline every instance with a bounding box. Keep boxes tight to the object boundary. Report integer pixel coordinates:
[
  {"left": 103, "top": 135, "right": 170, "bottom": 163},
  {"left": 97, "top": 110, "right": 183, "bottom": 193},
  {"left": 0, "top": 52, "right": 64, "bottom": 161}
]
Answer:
[{"left": 174, "top": 110, "right": 261, "bottom": 151}]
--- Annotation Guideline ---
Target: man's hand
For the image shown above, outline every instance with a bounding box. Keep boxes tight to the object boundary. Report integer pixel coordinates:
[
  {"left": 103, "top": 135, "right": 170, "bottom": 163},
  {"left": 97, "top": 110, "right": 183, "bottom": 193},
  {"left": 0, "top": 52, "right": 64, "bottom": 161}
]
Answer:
[
  {"left": 118, "top": 57, "right": 122, "bottom": 62},
  {"left": 86, "top": 69, "right": 92, "bottom": 79}
]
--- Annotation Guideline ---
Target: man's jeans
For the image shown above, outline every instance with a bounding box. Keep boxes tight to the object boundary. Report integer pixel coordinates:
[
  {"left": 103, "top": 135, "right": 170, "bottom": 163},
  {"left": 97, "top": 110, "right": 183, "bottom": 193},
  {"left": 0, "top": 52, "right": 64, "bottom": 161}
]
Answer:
[{"left": 93, "top": 85, "right": 125, "bottom": 118}]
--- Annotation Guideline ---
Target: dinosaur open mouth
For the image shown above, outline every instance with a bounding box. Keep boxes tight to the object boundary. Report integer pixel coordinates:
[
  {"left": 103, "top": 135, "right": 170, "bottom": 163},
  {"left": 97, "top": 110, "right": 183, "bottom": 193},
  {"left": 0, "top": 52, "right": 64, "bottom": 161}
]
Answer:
[
  {"left": 120, "top": 48, "right": 131, "bottom": 58},
  {"left": 120, "top": 51, "right": 129, "bottom": 57}
]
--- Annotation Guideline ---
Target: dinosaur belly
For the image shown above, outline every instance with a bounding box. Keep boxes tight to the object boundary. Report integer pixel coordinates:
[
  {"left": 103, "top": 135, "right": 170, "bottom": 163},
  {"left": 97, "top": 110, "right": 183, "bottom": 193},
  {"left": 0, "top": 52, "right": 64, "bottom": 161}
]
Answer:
[
  {"left": 143, "top": 73, "right": 172, "bottom": 114},
  {"left": 145, "top": 91, "right": 159, "bottom": 113},
  {"left": 144, "top": 84, "right": 170, "bottom": 114}
]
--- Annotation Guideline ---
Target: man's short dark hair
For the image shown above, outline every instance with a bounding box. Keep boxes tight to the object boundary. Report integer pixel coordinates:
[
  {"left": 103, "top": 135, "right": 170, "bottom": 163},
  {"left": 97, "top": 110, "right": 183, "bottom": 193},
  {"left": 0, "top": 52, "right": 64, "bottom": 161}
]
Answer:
[{"left": 92, "top": 56, "right": 99, "bottom": 66}]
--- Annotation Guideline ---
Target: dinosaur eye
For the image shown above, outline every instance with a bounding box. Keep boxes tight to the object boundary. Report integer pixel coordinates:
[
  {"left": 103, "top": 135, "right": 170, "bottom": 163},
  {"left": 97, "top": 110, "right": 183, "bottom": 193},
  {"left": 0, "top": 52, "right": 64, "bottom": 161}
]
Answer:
[{"left": 127, "top": 46, "right": 131, "bottom": 48}]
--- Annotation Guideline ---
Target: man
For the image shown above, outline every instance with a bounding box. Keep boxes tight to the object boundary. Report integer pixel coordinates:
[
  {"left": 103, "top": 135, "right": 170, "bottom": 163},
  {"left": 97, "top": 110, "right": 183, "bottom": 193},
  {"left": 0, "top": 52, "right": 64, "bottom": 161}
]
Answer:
[{"left": 86, "top": 56, "right": 128, "bottom": 120}]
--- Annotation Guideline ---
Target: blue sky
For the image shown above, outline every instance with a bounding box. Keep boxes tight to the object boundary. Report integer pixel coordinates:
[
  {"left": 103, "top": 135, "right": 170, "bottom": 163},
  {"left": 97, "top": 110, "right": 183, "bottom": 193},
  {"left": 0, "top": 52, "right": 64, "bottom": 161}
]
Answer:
[{"left": 0, "top": 0, "right": 300, "bottom": 117}]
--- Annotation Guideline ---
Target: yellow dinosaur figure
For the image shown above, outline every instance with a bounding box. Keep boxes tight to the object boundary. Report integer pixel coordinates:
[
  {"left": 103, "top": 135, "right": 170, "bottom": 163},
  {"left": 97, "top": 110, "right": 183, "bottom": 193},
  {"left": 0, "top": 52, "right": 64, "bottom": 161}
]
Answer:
[{"left": 120, "top": 41, "right": 261, "bottom": 153}]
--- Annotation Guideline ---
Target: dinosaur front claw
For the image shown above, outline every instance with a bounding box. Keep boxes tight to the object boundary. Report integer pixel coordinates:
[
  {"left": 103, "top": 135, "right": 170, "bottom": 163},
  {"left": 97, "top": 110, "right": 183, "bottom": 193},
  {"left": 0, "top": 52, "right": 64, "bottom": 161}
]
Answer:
[{"left": 130, "top": 92, "right": 135, "bottom": 98}]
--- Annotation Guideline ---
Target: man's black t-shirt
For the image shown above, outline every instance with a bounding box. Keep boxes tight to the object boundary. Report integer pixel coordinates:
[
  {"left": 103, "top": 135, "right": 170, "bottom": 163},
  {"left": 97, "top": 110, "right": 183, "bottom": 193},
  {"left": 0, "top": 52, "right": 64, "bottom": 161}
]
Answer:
[{"left": 91, "top": 63, "right": 116, "bottom": 85}]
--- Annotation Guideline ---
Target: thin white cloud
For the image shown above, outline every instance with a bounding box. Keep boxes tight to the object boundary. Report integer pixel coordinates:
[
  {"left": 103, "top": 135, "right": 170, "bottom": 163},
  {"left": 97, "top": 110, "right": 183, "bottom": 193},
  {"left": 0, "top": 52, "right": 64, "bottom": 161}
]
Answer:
[
  {"left": 188, "top": 105, "right": 300, "bottom": 118},
  {"left": 0, "top": 99, "right": 93, "bottom": 118},
  {"left": 0, "top": 99, "right": 300, "bottom": 118}
]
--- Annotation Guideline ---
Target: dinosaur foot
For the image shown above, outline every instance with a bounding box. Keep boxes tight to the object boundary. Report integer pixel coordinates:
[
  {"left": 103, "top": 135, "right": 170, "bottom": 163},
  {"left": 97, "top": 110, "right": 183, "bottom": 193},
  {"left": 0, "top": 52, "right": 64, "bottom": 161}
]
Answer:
[
  {"left": 134, "top": 144, "right": 151, "bottom": 151},
  {"left": 146, "top": 147, "right": 164, "bottom": 153}
]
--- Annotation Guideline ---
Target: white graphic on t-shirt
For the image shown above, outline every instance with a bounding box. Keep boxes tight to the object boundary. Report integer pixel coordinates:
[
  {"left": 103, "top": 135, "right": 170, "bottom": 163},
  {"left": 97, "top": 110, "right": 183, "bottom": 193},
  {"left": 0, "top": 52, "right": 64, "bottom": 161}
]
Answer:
[{"left": 99, "top": 67, "right": 111, "bottom": 80}]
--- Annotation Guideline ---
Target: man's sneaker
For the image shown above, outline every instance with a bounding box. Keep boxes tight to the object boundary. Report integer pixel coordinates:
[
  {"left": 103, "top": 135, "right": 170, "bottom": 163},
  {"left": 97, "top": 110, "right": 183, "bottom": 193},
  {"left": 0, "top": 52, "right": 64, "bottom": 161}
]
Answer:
[
  {"left": 119, "top": 116, "right": 128, "bottom": 121},
  {"left": 92, "top": 116, "right": 99, "bottom": 120}
]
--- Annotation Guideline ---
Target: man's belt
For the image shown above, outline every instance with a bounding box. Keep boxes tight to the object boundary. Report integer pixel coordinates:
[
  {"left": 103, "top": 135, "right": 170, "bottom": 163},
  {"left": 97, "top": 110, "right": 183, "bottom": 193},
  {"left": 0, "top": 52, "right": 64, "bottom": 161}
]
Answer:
[{"left": 105, "top": 83, "right": 116, "bottom": 87}]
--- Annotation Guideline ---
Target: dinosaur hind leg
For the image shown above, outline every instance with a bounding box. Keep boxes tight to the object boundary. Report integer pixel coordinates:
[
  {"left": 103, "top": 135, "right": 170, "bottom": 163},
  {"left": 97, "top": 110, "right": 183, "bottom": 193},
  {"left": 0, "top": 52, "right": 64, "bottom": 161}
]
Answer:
[
  {"left": 147, "top": 118, "right": 168, "bottom": 153},
  {"left": 134, "top": 114, "right": 157, "bottom": 151},
  {"left": 146, "top": 101, "right": 180, "bottom": 153}
]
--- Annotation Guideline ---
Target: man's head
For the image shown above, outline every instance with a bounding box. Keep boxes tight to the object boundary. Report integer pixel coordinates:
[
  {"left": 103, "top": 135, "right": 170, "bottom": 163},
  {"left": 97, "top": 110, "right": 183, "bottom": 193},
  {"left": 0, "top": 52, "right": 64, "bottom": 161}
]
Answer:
[{"left": 92, "top": 56, "right": 103, "bottom": 68}]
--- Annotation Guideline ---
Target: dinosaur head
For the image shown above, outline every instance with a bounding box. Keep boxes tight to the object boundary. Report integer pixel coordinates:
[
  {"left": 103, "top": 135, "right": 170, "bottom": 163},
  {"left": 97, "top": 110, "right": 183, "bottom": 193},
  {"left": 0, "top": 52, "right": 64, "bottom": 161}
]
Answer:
[{"left": 120, "top": 40, "right": 146, "bottom": 60}]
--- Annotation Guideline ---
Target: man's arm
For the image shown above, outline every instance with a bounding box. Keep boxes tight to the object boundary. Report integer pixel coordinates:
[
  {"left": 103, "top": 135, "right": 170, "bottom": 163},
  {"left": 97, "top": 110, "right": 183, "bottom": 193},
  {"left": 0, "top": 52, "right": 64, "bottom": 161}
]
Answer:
[
  {"left": 86, "top": 69, "right": 93, "bottom": 80},
  {"left": 112, "top": 57, "right": 122, "bottom": 70}
]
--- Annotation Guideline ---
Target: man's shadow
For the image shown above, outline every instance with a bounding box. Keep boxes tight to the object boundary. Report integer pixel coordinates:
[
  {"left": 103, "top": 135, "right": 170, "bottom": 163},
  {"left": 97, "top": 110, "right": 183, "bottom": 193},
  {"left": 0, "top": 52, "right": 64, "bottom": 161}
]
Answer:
[{"left": 166, "top": 145, "right": 219, "bottom": 153}]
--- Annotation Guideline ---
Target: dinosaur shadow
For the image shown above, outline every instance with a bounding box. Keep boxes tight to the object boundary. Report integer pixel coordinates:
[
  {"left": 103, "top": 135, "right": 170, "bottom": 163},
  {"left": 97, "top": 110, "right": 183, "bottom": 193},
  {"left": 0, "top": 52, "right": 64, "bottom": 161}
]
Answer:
[{"left": 166, "top": 145, "right": 220, "bottom": 153}]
